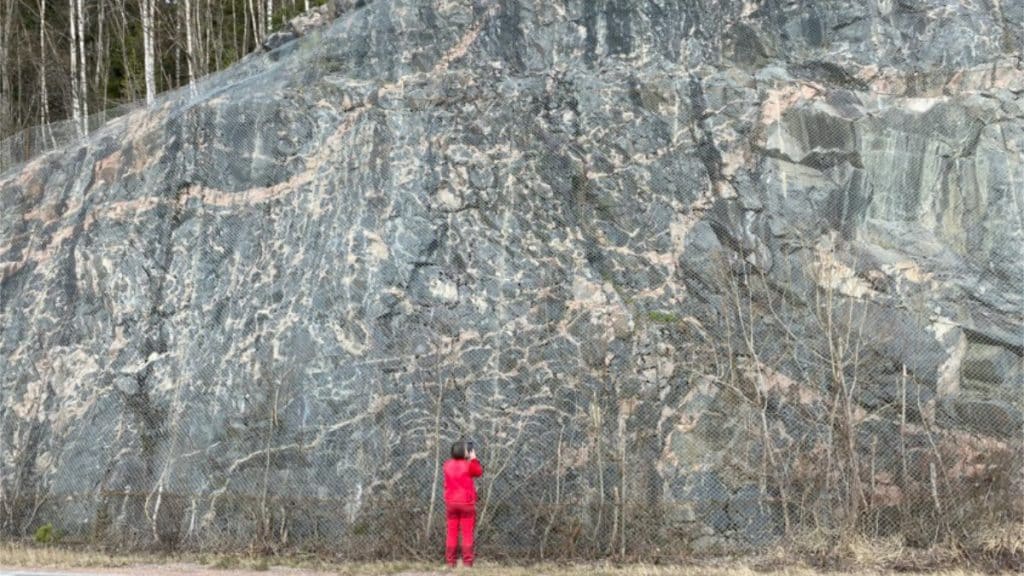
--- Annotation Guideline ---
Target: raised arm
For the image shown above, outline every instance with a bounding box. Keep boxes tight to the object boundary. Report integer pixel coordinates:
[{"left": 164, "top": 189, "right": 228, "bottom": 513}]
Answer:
[{"left": 468, "top": 450, "right": 483, "bottom": 477}]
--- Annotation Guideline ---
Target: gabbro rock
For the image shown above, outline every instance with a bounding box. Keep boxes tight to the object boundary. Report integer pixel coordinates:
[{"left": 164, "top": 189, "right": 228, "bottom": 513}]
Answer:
[{"left": 1, "top": 0, "right": 1021, "bottom": 556}]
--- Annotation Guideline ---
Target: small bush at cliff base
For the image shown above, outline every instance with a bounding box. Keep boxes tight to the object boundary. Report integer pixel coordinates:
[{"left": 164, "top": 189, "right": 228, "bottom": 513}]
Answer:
[
  {"left": 209, "top": 555, "right": 240, "bottom": 569},
  {"left": 33, "top": 523, "right": 58, "bottom": 544}
]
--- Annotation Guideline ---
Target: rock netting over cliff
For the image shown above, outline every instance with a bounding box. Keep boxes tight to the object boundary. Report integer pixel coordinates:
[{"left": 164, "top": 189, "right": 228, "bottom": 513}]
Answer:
[{"left": 2, "top": 0, "right": 1022, "bottom": 557}]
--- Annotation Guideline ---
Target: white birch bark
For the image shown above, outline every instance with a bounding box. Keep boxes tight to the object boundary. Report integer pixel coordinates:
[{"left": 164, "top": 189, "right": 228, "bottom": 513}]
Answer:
[
  {"left": 93, "top": 0, "right": 105, "bottom": 91},
  {"left": 184, "top": 0, "right": 196, "bottom": 96},
  {"left": 141, "top": 0, "right": 156, "bottom": 105},
  {"left": 68, "top": 0, "right": 82, "bottom": 134},
  {"left": 76, "top": 0, "right": 88, "bottom": 127},
  {"left": 39, "top": 0, "right": 54, "bottom": 144},
  {"left": 247, "top": 0, "right": 259, "bottom": 46}
]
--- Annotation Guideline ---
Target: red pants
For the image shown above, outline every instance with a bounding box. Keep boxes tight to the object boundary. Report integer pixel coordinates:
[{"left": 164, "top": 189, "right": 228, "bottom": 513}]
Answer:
[{"left": 445, "top": 502, "right": 475, "bottom": 566}]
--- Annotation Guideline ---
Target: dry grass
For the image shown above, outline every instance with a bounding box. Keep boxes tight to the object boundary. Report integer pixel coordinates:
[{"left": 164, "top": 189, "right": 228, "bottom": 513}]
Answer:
[
  {"left": 0, "top": 542, "right": 1016, "bottom": 575},
  {"left": 973, "top": 522, "right": 1024, "bottom": 560},
  {"left": 0, "top": 541, "right": 155, "bottom": 568},
  {"left": 780, "top": 530, "right": 961, "bottom": 571}
]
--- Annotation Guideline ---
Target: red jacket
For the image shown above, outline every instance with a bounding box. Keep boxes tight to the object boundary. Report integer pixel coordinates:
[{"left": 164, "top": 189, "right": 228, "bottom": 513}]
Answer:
[{"left": 443, "top": 458, "right": 483, "bottom": 505}]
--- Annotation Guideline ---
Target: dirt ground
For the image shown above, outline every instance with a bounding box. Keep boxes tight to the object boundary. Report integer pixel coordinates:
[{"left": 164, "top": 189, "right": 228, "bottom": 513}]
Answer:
[
  {"left": 0, "top": 543, "right": 1016, "bottom": 576},
  {"left": 0, "top": 557, "right": 1011, "bottom": 569},
  {"left": 0, "top": 561, "right": 1012, "bottom": 576}
]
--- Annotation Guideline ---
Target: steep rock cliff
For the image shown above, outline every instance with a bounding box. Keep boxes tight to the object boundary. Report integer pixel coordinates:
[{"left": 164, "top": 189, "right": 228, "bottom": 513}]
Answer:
[{"left": 1, "top": 0, "right": 1021, "bottom": 556}]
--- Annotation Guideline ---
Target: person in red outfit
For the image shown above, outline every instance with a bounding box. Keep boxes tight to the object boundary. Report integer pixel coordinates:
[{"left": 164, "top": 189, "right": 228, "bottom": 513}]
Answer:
[{"left": 444, "top": 440, "right": 483, "bottom": 567}]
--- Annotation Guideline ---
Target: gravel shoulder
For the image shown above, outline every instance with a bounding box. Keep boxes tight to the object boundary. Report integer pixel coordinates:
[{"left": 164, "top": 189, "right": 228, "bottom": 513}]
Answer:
[{"left": 0, "top": 565, "right": 1009, "bottom": 576}]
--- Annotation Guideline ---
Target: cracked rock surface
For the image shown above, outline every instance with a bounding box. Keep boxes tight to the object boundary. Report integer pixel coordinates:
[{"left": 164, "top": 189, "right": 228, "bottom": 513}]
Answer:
[{"left": 1, "top": 0, "right": 1022, "bottom": 554}]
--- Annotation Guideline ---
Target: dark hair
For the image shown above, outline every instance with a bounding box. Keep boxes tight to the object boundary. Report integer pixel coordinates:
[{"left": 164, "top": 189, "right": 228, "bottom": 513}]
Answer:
[{"left": 450, "top": 441, "right": 467, "bottom": 460}]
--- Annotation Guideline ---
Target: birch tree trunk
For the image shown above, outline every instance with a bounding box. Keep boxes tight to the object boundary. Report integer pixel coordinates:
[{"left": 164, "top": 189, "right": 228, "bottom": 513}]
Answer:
[
  {"left": 0, "top": 0, "right": 13, "bottom": 137},
  {"left": 184, "top": 0, "right": 196, "bottom": 94},
  {"left": 249, "top": 0, "right": 260, "bottom": 45},
  {"left": 76, "top": 0, "right": 88, "bottom": 127},
  {"left": 14, "top": 18, "right": 22, "bottom": 133},
  {"left": 68, "top": 0, "right": 82, "bottom": 134},
  {"left": 38, "top": 0, "right": 49, "bottom": 125},
  {"left": 38, "top": 0, "right": 54, "bottom": 145},
  {"left": 205, "top": 0, "right": 214, "bottom": 72},
  {"left": 93, "top": 0, "right": 107, "bottom": 104},
  {"left": 208, "top": 0, "right": 219, "bottom": 71},
  {"left": 243, "top": 0, "right": 253, "bottom": 52},
  {"left": 141, "top": 0, "right": 156, "bottom": 105},
  {"left": 174, "top": 3, "right": 181, "bottom": 85},
  {"left": 1, "top": 0, "right": 311, "bottom": 142}
]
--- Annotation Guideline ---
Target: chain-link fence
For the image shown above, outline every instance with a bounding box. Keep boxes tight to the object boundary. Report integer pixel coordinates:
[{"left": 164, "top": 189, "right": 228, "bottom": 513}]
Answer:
[
  {"left": 0, "top": 101, "right": 142, "bottom": 175},
  {"left": 1, "top": 0, "right": 1022, "bottom": 564}
]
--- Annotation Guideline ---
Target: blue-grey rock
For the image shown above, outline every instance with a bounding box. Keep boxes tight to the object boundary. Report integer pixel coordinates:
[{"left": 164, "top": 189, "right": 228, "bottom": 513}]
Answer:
[{"left": 1, "top": 0, "right": 1021, "bottom": 557}]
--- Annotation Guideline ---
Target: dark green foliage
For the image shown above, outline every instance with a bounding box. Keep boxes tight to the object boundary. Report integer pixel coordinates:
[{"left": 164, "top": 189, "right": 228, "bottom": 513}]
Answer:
[
  {"left": 33, "top": 522, "right": 58, "bottom": 544},
  {"left": 646, "top": 310, "right": 680, "bottom": 324},
  {"left": 0, "top": 0, "right": 333, "bottom": 141}
]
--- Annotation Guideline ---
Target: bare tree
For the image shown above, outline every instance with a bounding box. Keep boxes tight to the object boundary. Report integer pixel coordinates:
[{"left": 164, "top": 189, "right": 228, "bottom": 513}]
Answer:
[
  {"left": 38, "top": 0, "right": 53, "bottom": 140},
  {"left": 68, "top": 0, "right": 82, "bottom": 134},
  {"left": 140, "top": 0, "right": 156, "bottom": 105},
  {"left": 92, "top": 0, "right": 108, "bottom": 110},
  {"left": 199, "top": 0, "right": 210, "bottom": 76},
  {"left": 115, "top": 0, "right": 138, "bottom": 100},
  {"left": 249, "top": 0, "right": 260, "bottom": 45},
  {"left": 0, "top": 0, "right": 318, "bottom": 148},
  {"left": 0, "top": 0, "right": 14, "bottom": 136},
  {"left": 183, "top": 0, "right": 196, "bottom": 95},
  {"left": 207, "top": 0, "right": 218, "bottom": 70},
  {"left": 75, "top": 0, "right": 87, "bottom": 124}
]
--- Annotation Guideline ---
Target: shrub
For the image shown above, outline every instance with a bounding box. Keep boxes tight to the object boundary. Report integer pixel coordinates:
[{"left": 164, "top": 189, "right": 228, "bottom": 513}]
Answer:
[
  {"left": 33, "top": 522, "right": 58, "bottom": 544},
  {"left": 646, "top": 310, "right": 679, "bottom": 324}
]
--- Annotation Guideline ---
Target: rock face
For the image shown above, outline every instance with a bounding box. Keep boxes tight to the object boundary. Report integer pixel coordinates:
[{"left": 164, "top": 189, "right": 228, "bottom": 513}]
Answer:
[{"left": 1, "top": 0, "right": 1022, "bottom": 557}]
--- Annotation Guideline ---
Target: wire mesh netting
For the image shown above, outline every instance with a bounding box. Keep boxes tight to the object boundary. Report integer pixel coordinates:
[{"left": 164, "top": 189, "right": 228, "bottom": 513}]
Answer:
[{"left": 1, "top": 0, "right": 1022, "bottom": 563}]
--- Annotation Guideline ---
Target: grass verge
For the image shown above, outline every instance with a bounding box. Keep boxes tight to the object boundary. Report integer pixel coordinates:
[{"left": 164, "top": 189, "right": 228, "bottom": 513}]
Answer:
[{"left": 0, "top": 540, "right": 1019, "bottom": 575}]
